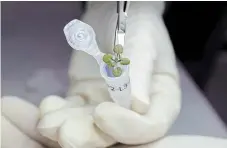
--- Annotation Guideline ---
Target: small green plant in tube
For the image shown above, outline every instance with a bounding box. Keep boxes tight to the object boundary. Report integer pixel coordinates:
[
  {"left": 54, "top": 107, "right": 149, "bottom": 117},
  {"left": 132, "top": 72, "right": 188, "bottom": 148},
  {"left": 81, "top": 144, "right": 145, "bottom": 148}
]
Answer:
[{"left": 103, "top": 44, "right": 130, "bottom": 77}]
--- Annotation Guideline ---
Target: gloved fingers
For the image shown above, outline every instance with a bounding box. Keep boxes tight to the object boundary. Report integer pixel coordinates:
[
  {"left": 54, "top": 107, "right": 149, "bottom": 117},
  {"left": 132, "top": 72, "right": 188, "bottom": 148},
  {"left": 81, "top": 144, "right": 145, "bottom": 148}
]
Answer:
[
  {"left": 58, "top": 115, "right": 116, "bottom": 148},
  {"left": 39, "top": 95, "right": 69, "bottom": 117},
  {"left": 2, "top": 96, "right": 60, "bottom": 148},
  {"left": 92, "top": 75, "right": 181, "bottom": 145},
  {"left": 148, "top": 8, "right": 179, "bottom": 84},
  {"left": 93, "top": 90, "right": 180, "bottom": 145},
  {"left": 133, "top": 3, "right": 181, "bottom": 143},
  {"left": 148, "top": 18, "right": 181, "bottom": 126},
  {"left": 123, "top": 4, "right": 162, "bottom": 114},
  {"left": 38, "top": 96, "right": 115, "bottom": 148},
  {"left": 2, "top": 115, "right": 45, "bottom": 148},
  {"left": 94, "top": 102, "right": 158, "bottom": 144},
  {"left": 38, "top": 106, "right": 95, "bottom": 142},
  {"left": 67, "top": 79, "right": 113, "bottom": 105},
  {"left": 123, "top": 41, "right": 153, "bottom": 114},
  {"left": 123, "top": 1, "right": 179, "bottom": 115},
  {"left": 65, "top": 95, "right": 85, "bottom": 106},
  {"left": 39, "top": 95, "right": 85, "bottom": 117},
  {"left": 147, "top": 74, "right": 181, "bottom": 122},
  {"left": 118, "top": 2, "right": 181, "bottom": 144}
]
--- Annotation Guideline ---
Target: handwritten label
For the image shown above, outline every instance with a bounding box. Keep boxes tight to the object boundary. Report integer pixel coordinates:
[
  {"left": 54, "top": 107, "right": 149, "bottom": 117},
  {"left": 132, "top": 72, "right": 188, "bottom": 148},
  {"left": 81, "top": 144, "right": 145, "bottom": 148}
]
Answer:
[{"left": 107, "top": 81, "right": 130, "bottom": 92}]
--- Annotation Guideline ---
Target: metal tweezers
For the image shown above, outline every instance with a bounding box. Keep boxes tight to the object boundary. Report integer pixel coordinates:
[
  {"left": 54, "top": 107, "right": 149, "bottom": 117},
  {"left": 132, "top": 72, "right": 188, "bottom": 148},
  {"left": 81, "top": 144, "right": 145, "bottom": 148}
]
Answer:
[{"left": 114, "top": 1, "right": 130, "bottom": 47}]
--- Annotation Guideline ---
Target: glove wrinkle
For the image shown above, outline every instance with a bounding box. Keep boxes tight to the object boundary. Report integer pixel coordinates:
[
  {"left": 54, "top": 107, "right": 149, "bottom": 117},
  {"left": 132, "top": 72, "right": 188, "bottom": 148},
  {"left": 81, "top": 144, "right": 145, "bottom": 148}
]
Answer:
[{"left": 2, "top": 96, "right": 61, "bottom": 148}]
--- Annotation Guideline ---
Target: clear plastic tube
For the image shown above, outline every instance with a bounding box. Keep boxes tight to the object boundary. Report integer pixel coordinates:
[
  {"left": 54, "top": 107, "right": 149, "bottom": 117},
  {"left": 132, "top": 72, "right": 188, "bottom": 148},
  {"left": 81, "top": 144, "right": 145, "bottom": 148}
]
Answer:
[
  {"left": 64, "top": 19, "right": 131, "bottom": 109},
  {"left": 100, "top": 62, "right": 131, "bottom": 108}
]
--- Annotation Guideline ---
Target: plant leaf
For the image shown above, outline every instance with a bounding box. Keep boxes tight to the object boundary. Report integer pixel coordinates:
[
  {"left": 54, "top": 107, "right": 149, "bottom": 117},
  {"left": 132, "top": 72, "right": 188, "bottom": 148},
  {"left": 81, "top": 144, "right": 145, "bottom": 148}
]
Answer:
[
  {"left": 103, "top": 54, "right": 112, "bottom": 64},
  {"left": 108, "top": 61, "right": 116, "bottom": 67},
  {"left": 112, "top": 67, "right": 122, "bottom": 77},
  {"left": 120, "top": 58, "right": 130, "bottom": 65},
  {"left": 106, "top": 62, "right": 112, "bottom": 68},
  {"left": 113, "top": 44, "right": 123, "bottom": 54}
]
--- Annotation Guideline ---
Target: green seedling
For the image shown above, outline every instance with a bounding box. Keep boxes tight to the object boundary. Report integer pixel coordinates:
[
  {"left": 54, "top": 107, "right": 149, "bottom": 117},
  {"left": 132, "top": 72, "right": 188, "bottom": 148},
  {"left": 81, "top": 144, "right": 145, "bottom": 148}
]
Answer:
[{"left": 102, "top": 44, "right": 130, "bottom": 77}]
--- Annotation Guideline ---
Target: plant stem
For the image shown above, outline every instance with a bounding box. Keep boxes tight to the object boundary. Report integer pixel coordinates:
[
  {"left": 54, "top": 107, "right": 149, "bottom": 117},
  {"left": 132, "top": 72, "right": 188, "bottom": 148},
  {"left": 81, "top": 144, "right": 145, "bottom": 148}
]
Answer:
[{"left": 117, "top": 53, "right": 120, "bottom": 61}]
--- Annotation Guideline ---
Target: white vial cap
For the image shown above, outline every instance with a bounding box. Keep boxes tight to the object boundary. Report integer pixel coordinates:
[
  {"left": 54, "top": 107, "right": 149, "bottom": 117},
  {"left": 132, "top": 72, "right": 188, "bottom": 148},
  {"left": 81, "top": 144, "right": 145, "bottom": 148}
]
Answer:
[{"left": 63, "top": 19, "right": 100, "bottom": 56}]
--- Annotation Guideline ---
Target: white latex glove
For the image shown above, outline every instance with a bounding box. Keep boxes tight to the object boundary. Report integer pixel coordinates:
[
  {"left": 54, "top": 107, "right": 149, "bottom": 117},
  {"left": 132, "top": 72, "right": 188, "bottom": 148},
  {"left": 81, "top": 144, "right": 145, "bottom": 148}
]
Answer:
[
  {"left": 2, "top": 96, "right": 60, "bottom": 148},
  {"left": 2, "top": 1, "right": 181, "bottom": 148},
  {"left": 66, "top": 1, "right": 181, "bottom": 146},
  {"left": 2, "top": 96, "right": 227, "bottom": 148},
  {"left": 1, "top": 2, "right": 227, "bottom": 148},
  {"left": 36, "top": 2, "right": 182, "bottom": 147},
  {"left": 35, "top": 1, "right": 181, "bottom": 147}
]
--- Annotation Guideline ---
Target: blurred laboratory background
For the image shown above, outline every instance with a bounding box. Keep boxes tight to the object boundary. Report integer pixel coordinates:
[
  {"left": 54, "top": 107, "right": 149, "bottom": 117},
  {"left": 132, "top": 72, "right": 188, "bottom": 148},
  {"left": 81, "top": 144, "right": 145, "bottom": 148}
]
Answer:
[
  {"left": 1, "top": 1, "right": 227, "bottom": 137},
  {"left": 164, "top": 2, "right": 227, "bottom": 125}
]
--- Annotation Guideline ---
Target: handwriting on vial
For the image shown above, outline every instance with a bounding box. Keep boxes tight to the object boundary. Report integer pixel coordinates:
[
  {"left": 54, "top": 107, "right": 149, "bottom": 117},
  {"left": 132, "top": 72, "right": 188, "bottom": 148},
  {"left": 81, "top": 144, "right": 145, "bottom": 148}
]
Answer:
[{"left": 107, "top": 81, "right": 129, "bottom": 92}]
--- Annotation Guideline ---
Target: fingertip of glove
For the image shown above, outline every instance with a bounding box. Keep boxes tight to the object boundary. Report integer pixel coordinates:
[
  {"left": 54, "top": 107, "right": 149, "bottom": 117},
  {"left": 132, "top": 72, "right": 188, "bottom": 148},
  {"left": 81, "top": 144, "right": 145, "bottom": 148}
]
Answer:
[
  {"left": 58, "top": 116, "right": 116, "bottom": 148},
  {"left": 37, "top": 113, "right": 61, "bottom": 142},
  {"left": 93, "top": 102, "right": 122, "bottom": 127},
  {"left": 131, "top": 96, "right": 150, "bottom": 114},
  {"left": 65, "top": 95, "right": 86, "bottom": 106},
  {"left": 94, "top": 102, "right": 119, "bottom": 116},
  {"left": 39, "top": 95, "right": 67, "bottom": 117}
]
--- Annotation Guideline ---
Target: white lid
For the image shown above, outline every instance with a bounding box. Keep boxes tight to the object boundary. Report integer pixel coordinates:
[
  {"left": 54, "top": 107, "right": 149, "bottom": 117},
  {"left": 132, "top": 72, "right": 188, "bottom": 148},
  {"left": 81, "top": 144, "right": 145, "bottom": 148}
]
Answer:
[{"left": 63, "top": 19, "right": 100, "bottom": 56}]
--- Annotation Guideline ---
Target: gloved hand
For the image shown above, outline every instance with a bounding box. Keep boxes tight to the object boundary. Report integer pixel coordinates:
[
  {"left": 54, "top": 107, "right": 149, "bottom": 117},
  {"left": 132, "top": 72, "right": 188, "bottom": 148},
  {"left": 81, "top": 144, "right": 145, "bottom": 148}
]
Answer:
[
  {"left": 2, "top": 96, "right": 60, "bottom": 148},
  {"left": 35, "top": 1, "right": 181, "bottom": 148},
  {"left": 2, "top": 96, "right": 227, "bottom": 148},
  {"left": 2, "top": 1, "right": 181, "bottom": 148}
]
